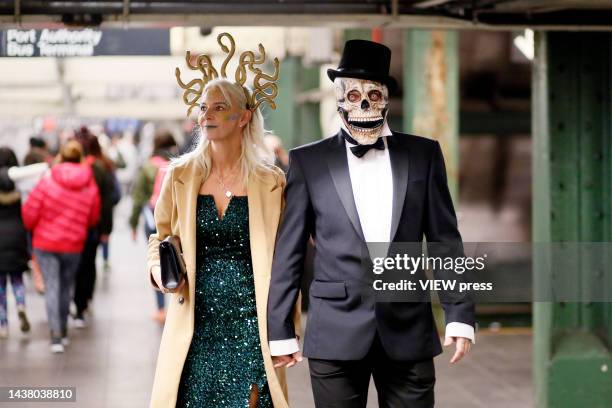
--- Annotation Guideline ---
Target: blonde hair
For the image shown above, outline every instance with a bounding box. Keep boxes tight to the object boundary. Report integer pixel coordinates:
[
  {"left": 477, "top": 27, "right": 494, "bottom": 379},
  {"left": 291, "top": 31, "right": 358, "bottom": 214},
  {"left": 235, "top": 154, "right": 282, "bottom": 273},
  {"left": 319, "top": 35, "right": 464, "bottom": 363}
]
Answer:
[
  {"left": 59, "top": 140, "right": 83, "bottom": 163},
  {"left": 171, "top": 78, "right": 274, "bottom": 187}
]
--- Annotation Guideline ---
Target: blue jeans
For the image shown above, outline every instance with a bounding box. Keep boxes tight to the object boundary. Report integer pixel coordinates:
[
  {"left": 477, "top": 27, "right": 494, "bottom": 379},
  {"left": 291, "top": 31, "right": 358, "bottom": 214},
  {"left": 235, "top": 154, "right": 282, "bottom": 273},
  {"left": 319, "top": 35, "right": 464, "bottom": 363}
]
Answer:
[
  {"left": 100, "top": 240, "right": 109, "bottom": 262},
  {"left": 0, "top": 272, "right": 26, "bottom": 326},
  {"left": 34, "top": 249, "right": 80, "bottom": 337}
]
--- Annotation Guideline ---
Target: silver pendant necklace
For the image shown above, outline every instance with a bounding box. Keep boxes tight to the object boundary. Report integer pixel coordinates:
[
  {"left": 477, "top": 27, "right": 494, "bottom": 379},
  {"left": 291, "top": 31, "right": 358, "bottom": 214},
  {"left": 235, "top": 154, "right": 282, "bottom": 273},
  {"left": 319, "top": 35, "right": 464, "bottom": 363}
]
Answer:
[{"left": 213, "top": 166, "right": 238, "bottom": 199}]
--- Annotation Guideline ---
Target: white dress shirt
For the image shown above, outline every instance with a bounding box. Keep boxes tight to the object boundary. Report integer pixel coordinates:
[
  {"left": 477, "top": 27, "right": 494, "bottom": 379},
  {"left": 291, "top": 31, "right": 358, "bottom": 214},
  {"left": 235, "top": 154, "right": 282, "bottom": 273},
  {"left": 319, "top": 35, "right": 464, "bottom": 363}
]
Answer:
[
  {"left": 345, "top": 125, "right": 394, "bottom": 245},
  {"left": 269, "top": 125, "right": 474, "bottom": 356}
]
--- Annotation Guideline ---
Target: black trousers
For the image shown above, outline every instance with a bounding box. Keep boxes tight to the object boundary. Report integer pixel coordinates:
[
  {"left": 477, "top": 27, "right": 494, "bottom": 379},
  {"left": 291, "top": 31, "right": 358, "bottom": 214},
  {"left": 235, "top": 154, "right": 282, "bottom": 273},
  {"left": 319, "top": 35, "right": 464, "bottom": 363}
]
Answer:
[
  {"left": 308, "top": 335, "right": 435, "bottom": 408},
  {"left": 73, "top": 229, "right": 99, "bottom": 315}
]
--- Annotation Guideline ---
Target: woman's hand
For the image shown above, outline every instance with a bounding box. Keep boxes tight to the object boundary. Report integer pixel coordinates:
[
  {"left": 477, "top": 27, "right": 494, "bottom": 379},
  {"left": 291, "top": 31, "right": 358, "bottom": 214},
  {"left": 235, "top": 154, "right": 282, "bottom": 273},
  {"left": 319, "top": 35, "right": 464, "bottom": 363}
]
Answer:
[
  {"left": 272, "top": 351, "right": 303, "bottom": 368},
  {"left": 151, "top": 265, "right": 186, "bottom": 294}
]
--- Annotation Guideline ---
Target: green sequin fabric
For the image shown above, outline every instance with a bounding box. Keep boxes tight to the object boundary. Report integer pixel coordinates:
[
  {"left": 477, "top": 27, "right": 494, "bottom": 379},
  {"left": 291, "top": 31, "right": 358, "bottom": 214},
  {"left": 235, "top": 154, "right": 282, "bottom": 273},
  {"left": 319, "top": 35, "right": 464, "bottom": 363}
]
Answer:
[{"left": 176, "top": 195, "right": 272, "bottom": 408}]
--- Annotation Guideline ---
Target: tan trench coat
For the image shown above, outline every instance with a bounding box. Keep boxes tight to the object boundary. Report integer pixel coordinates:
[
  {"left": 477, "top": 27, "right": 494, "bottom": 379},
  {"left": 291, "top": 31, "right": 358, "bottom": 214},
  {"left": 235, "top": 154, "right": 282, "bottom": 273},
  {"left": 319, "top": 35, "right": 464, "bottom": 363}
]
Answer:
[{"left": 146, "top": 158, "right": 299, "bottom": 408}]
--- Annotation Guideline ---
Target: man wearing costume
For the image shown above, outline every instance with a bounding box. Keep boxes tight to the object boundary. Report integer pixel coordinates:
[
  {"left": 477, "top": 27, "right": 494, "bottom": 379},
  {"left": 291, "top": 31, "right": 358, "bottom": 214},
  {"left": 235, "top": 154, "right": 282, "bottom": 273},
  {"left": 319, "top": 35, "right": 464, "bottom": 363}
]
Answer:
[{"left": 267, "top": 39, "right": 475, "bottom": 407}]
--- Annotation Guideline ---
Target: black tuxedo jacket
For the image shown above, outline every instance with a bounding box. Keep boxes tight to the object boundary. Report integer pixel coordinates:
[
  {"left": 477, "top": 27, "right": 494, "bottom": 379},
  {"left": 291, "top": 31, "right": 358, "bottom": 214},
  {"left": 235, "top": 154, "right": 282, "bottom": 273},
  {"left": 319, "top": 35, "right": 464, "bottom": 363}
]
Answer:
[{"left": 267, "top": 131, "right": 475, "bottom": 361}]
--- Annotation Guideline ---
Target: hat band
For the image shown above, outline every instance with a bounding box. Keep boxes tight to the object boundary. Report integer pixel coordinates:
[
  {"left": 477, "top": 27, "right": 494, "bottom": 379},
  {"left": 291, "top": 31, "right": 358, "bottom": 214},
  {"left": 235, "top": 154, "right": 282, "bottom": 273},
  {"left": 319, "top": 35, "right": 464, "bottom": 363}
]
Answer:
[{"left": 336, "top": 68, "right": 384, "bottom": 75}]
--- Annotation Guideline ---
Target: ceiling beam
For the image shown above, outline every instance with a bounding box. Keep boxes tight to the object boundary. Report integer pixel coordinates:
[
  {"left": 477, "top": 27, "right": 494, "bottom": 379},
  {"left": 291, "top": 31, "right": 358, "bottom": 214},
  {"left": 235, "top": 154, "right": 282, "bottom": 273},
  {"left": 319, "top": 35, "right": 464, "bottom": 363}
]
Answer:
[
  {"left": 412, "top": 0, "right": 455, "bottom": 9},
  {"left": 0, "top": 13, "right": 474, "bottom": 29},
  {"left": 489, "top": 0, "right": 612, "bottom": 12}
]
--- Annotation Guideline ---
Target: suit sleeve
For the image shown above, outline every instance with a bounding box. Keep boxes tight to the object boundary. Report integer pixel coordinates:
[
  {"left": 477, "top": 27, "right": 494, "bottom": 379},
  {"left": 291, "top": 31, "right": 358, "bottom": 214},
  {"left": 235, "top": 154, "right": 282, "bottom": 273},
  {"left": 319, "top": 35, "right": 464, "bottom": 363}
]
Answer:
[
  {"left": 267, "top": 150, "right": 314, "bottom": 341},
  {"left": 424, "top": 141, "right": 476, "bottom": 332}
]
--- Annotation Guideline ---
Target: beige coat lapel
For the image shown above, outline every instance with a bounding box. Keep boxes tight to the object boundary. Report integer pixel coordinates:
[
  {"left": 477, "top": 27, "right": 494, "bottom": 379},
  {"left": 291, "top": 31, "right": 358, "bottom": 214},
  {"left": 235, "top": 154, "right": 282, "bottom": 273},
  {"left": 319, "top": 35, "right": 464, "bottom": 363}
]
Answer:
[
  {"left": 248, "top": 174, "right": 273, "bottom": 275},
  {"left": 174, "top": 163, "right": 203, "bottom": 306},
  {"left": 248, "top": 171, "right": 288, "bottom": 407}
]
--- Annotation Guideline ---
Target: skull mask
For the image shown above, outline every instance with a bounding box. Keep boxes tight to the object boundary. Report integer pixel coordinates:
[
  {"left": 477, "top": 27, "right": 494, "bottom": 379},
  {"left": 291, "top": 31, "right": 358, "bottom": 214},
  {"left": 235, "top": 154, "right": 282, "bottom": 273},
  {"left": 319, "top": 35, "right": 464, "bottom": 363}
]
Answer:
[{"left": 335, "top": 77, "right": 389, "bottom": 145}]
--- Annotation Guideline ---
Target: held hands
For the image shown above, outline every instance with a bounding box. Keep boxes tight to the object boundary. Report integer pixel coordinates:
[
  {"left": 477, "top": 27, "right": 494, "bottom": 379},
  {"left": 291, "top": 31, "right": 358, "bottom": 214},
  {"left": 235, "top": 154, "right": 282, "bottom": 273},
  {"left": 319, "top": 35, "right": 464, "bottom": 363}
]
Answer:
[
  {"left": 272, "top": 351, "right": 303, "bottom": 369},
  {"left": 444, "top": 336, "right": 472, "bottom": 364},
  {"left": 151, "top": 265, "right": 186, "bottom": 294}
]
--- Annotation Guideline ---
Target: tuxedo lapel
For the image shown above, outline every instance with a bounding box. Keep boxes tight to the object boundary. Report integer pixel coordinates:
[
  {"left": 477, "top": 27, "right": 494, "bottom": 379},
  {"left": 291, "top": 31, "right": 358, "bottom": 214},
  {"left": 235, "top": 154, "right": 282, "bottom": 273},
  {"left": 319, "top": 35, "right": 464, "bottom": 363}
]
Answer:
[
  {"left": 387, "top": 133, "right": 410, "bottom": 242},
  {"left": 325, "top": 132, "right": 365, "bottom": 242}
]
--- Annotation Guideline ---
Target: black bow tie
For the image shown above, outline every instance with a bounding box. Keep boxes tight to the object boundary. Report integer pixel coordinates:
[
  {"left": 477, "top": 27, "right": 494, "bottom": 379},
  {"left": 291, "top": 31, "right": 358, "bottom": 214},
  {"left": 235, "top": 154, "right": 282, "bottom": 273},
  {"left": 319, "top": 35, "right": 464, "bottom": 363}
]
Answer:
[{"left": 342, "top": 130, "right": 385, "bottom": 158}]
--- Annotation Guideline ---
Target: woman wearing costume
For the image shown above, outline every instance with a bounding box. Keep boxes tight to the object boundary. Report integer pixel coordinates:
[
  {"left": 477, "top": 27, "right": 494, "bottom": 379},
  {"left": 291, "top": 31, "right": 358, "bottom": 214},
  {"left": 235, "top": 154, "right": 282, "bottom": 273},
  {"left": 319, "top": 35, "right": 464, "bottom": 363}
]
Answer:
[{"left": 147, "top": 33, "right": 299, "bottom": 408}]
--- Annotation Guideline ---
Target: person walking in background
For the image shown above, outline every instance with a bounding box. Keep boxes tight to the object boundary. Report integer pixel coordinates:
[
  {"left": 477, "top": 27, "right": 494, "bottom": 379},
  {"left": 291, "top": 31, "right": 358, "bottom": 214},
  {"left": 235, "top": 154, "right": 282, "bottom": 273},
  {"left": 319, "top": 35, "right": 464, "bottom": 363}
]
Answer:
[
  {"left": 22, "top": 141, "right": 100, "bottom": 353},
  {"left": 24, "top": 136, "right": 51, "bottom": 166},
  {"left": 14, "top": 138, "right": 51, "bottom": 200},
  {"left": 129, "top": 130, "right": 177, "bottom": 324},
  {"left": 73, "top": 128, "right": 114, "bottom": 327},
  {"left": 263, "top": 134, "right": 289, "bottom": 172},
  {"left": 106, "top": 132, "right": 128, "bottom": 173},
  {"left": 110, "top": 130, "right": 139, "bottom": 194},
  {"left": 100, "top": 145, "right": 122, "bottom": 273},
  {"left": 6, "top": 153, "right": 50, "bottom": 295},
  {"left": 0, "top": 147, "right": 31, "bottom": 339}
]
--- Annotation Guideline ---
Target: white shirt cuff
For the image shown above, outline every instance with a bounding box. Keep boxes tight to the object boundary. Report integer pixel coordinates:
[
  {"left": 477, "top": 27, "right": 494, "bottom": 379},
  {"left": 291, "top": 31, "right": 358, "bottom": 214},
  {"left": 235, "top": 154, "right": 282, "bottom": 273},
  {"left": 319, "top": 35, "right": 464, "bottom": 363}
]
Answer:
[
  {"left": 445, "top": 322, "right": 475, "bottom": 344},
  {"left": 269, "top": 338, "right": 300, "bottom": 356}
]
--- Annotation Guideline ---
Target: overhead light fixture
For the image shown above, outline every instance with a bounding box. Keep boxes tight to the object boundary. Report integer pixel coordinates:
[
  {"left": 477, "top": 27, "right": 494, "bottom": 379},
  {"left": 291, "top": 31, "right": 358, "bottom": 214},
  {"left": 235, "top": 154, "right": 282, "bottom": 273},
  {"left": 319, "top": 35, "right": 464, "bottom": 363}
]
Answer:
[{"left": 513, "top": 29, "right": 534, "bottom": 61}]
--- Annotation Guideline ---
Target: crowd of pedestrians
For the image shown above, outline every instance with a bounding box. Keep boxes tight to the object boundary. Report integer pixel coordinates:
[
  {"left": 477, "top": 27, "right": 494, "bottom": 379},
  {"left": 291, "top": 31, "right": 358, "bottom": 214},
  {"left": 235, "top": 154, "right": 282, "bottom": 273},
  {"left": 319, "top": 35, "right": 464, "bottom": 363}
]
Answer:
[
  {"left": 0, "top": 127, "right": 121, "bottom": 353},
  {"left": 0, "top": 124, "right": 287, "bottom": 352}
]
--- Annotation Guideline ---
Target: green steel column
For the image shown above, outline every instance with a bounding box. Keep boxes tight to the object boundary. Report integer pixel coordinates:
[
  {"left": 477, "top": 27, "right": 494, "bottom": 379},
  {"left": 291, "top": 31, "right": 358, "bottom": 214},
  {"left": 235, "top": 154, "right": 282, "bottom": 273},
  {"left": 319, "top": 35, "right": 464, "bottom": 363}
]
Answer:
[
  {"left": 264, "top": 56, "right": 322, "bottom": 148},
  {"left": 533, "top": 31, "right": 612, "bottom": 408},
  {"left": 296, "top": 64, "right": 321, "bottom": 146},
  {"left": 265, "top": 56, "right": 298, "bottom": 148},
  {"left": 403, "top": 30, "right": 459, "bottom": 198},
  {"left": 532, "top": 31, "right": 553, "bottom": 408},
  {"left": 402, "top": 29, "right": 459, "bottom": 335},
  {"left": 343, "top": 29, "right": 371, "bottom": 43}
]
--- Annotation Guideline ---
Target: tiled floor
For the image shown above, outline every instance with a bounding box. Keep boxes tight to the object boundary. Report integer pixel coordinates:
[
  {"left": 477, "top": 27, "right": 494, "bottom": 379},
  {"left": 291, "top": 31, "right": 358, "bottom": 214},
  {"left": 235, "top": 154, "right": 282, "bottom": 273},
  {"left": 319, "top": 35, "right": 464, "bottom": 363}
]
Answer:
[{"left": 0, "top": 200, "right": 533, "bottom": 407}]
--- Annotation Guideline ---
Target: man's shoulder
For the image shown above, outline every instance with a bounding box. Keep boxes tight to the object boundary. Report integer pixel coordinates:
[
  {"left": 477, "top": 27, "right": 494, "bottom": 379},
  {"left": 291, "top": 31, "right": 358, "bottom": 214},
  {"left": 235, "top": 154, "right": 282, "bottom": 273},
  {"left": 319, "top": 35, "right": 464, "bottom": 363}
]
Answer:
[
  {"left": 290, "top": 134, "right": 338, "bottom": 158},
  {"left": 389, "top": 131, "right": 439, "bottom": 154},
  {"left": 287, "top": 131, "right": 440, "bottom": 157}
]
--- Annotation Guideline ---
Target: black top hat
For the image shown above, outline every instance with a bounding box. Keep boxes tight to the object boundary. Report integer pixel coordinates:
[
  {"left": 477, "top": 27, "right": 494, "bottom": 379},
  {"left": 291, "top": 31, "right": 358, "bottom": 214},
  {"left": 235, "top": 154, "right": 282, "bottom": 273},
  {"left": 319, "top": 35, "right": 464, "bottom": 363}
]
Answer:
[{"left": 327, "top": 39, "right": 398, "bottom": 92}]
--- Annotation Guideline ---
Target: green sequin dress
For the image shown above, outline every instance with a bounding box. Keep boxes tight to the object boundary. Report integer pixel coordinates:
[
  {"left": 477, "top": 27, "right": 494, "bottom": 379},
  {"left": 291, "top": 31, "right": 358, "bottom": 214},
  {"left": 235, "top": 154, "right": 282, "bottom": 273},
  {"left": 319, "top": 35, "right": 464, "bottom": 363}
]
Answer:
[{"left": 176, "top": 195, "right": 272, "bottom": 408}]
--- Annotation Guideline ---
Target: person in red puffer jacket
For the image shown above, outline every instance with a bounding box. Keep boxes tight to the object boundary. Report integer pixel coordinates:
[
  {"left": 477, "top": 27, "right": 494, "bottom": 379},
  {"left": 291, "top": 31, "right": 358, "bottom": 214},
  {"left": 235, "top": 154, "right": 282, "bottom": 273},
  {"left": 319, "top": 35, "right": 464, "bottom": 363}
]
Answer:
[{"left": 22, "top": 140, "right": 100, "bottom": 353}]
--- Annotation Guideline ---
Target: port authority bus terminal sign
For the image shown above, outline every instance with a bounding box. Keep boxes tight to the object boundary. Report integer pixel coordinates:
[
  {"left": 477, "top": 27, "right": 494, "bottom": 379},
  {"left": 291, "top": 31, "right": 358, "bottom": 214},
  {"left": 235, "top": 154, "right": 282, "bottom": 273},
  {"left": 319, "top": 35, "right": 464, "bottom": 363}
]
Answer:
[{"left": 0, "top": 28, "right": 170, "bottom": 57}]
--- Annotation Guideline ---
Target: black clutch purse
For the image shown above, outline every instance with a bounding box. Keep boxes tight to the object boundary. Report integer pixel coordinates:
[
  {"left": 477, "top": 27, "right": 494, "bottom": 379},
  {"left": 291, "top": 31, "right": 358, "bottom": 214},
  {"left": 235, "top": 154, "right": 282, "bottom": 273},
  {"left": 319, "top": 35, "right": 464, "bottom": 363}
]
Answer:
[{"left": 159, "top": 235, "right": 186, "bottom": 290}]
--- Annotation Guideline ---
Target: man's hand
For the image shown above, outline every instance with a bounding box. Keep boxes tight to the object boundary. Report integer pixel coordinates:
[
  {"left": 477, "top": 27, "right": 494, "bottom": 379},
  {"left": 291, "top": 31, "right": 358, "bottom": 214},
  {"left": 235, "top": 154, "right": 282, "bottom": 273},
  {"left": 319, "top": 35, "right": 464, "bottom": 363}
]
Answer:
[
  {"left": 272, "top": 351, "right": 303, "bottom": 368},
  {"left": 131, "top": 228, "right": 138, "bottom": 242},
  {"left": 444, "top": 336, "right": 472, "bottom": 364}
]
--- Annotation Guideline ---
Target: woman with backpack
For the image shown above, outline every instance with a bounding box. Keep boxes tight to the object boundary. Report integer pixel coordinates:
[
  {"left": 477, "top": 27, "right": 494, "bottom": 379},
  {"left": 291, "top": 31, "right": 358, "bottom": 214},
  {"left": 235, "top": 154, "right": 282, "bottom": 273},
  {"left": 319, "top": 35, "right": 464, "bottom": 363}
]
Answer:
[
  {"left": 22, "top": 140, "right": 100, "bottom": 352},
  {"left": 129, "top": 130, "right": 177, "bottom": 324}
]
